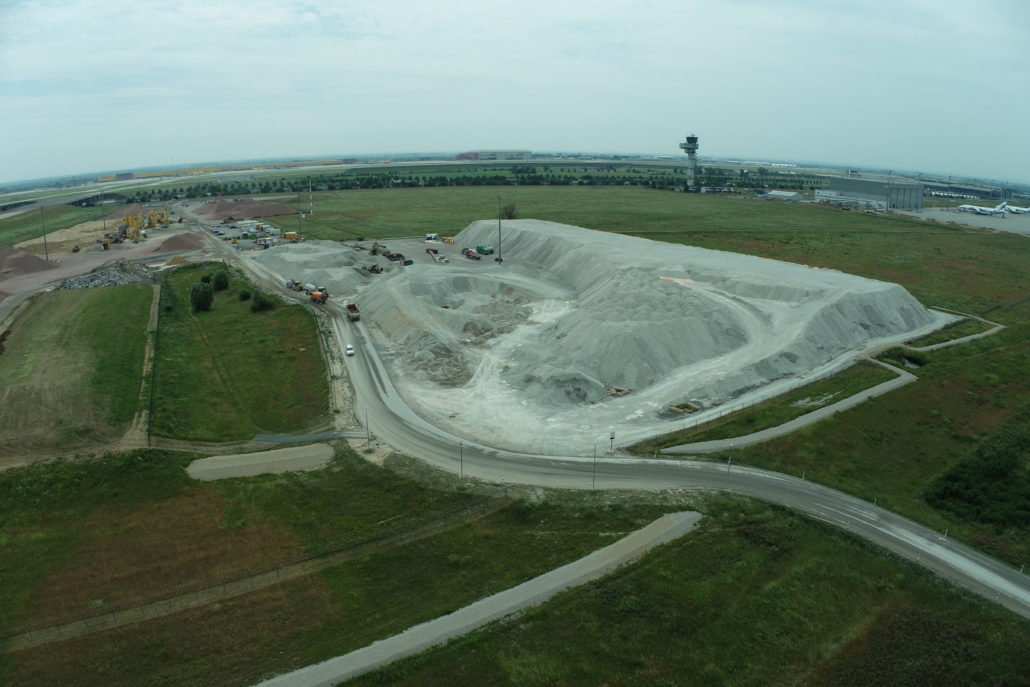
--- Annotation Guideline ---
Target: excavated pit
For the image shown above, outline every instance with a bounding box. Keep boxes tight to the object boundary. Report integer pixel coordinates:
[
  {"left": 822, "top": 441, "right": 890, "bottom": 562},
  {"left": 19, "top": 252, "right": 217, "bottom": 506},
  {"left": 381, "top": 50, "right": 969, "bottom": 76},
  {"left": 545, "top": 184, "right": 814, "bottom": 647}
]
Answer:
[{"left": 253, "top": 220, "right": 953, "bottom": 453}]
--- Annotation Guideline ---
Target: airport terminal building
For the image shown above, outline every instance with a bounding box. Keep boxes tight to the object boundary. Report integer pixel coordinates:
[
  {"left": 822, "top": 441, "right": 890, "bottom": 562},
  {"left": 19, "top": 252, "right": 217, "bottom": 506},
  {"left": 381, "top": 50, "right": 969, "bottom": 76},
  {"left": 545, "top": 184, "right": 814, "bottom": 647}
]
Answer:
[{"left": 816, "top": 176, "right": 924, "bottom": 210}]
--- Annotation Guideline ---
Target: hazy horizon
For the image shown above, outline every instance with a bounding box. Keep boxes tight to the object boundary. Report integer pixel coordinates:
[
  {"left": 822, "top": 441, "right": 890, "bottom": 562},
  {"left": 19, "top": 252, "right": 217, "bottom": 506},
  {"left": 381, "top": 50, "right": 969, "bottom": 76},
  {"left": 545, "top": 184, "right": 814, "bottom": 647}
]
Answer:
[{"left": 2, "top": 0, "right": 1027, "bottom": 185}]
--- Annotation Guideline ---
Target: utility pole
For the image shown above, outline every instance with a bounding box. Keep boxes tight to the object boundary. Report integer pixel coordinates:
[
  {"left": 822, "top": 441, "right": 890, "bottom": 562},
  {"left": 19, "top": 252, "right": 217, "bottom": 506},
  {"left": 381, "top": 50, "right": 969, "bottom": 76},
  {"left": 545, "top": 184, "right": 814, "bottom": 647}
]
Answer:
[
  {"left": 496, "top": 196, "right": 503, "bottom": 263},
  {"left": 40, "top": 208, "right": 49, "bottom": 262},
  {"left": 592, "top": 444, "right": 597, "bottom": 490},
  {"left": 460, "top": 441, "right": 464, "bottom": 479}
]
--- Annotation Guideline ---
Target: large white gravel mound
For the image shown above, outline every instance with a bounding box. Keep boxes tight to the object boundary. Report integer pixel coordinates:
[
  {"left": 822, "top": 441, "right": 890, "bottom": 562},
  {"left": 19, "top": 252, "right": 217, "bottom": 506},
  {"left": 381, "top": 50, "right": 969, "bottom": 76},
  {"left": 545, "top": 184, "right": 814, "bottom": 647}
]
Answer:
[{"left": 356, "top": 220, "right": 950, "bottom": 453}]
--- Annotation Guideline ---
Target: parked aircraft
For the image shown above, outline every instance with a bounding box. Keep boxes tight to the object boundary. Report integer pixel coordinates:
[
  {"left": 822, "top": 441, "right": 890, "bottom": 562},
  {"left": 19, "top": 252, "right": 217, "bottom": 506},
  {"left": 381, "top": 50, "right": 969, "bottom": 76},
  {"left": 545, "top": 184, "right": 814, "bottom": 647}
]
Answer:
[
  {"left": 957, "top": 201, "right": 1008, "bottom": 215},
  {"left": 1005, "top": 204, "right": 1030, "bottom": 214}
]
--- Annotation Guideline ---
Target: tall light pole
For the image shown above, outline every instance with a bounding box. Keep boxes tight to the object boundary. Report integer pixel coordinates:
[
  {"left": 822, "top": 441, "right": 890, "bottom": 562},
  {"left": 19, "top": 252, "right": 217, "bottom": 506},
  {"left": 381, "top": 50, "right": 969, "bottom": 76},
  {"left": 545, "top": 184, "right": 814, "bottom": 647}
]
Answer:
[
  {"left": 496, "top": 196, "right": 503, "bottom": 263},
  {"left": 592, "top": 443, "right": 597, "bottom": 490},
  {"left": 39, "top": 208, "right": 49, "bottom": 262}
]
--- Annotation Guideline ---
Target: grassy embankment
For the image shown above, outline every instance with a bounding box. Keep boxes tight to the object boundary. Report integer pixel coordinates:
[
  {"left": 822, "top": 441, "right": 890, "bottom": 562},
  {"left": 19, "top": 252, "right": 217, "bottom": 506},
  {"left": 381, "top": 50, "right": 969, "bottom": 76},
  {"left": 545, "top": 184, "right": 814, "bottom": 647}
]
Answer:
[
  {"left": 631, "top": 360, "right": 899, "bottom": 453},
  {"left": 0, "top": 286, "right": 151, "bottom": 457},
  {"left": 0, "top": 205, "right": 109, "bottom": 250},
  {"left": 353, "top": 499, "right": 1030, "bottom": 687},
  {"left": 149, "top": 262, "right": 329, "bottom": 441}
]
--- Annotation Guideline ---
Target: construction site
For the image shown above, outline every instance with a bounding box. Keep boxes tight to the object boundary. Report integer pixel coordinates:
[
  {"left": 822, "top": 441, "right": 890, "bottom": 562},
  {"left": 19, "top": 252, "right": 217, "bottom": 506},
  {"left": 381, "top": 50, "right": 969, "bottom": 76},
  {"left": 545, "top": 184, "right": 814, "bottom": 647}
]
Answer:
[{"left": 245, "top": 219, "right": 952, "bottom": 454}]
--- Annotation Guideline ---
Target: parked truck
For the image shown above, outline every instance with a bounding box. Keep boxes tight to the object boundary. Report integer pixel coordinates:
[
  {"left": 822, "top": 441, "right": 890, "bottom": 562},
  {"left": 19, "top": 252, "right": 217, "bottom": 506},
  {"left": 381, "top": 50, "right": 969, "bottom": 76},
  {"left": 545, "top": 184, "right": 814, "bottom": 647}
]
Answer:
[
  {"left": 345, "top": 303, "right": 360, "bottom": 321},
  {"left": 476, "top": 245, "right": 494, "bottom": 255},
  {"left": 309, "top": 290, "right": 328, "bottom": 304},
  {"left": 462, "top": 248, "right": 481, "bottom": 260}
]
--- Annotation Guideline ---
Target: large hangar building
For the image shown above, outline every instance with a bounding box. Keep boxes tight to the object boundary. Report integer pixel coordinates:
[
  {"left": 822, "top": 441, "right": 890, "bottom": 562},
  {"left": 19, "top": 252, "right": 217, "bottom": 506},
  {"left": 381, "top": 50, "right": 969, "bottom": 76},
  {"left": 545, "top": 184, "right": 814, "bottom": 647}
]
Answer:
[{"left": 816, "top": 175, "right": 924, "bottom": 210}]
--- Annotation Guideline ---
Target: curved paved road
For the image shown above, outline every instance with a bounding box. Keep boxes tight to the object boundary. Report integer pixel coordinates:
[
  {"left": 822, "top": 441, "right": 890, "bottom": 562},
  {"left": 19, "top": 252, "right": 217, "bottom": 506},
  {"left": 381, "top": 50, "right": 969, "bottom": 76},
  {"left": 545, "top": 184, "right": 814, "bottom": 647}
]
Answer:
[{"left": 328, "top": 313, "right": 1030, "bottom": 619}]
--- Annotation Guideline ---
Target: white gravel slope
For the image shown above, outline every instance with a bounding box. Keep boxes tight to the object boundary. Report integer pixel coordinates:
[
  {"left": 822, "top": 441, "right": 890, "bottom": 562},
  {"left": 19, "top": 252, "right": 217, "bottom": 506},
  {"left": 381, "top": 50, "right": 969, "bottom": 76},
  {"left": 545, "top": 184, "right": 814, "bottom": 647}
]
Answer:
[{"left": 256, "top": 220, "right": 953, "bottom": 453}]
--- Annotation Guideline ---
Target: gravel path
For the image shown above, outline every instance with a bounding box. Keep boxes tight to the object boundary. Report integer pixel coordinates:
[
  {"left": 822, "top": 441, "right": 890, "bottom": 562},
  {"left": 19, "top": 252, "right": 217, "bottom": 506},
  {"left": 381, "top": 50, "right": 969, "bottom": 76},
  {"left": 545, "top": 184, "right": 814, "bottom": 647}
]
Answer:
[{"left": 255, "top": 511, "right": 702, "bottom": 687}]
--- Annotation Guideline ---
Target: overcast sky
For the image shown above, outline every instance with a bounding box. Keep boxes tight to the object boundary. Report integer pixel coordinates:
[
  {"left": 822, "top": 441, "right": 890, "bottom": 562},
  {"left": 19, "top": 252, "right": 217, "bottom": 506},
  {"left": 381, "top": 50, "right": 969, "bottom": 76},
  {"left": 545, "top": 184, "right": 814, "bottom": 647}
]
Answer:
[{"left": 1, "top": 0, "right": 1028, "bottom": 185}]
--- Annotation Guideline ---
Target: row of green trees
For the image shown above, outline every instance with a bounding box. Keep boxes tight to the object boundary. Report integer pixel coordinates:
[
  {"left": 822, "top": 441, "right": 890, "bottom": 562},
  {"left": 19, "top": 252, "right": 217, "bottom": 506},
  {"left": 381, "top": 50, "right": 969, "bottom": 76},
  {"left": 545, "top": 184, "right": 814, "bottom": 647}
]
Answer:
[{"left": 125, "top": 166, "right": 825, "bottom": 204}]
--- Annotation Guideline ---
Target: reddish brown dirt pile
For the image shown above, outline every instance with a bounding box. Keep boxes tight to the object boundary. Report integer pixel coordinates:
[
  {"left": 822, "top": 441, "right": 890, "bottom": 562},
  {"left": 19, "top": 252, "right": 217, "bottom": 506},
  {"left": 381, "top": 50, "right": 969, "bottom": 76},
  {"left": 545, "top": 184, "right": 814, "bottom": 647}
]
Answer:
[
  {"left": 0, "top": 247, "right": 58, "bottom": 278},
  {"left": 195, "top": 199, "right": 297, "bottom": 220},
  {"left": 152, "top": 233, "right": 205, "bottom": 253}
]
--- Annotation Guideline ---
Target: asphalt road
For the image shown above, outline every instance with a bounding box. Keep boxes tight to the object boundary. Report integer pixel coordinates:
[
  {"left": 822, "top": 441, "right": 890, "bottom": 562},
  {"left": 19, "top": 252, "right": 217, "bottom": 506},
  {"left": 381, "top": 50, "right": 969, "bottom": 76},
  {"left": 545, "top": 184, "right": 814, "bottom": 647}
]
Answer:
[{"left": 330, "top": 313, "right": 1030, "bottom": 619}]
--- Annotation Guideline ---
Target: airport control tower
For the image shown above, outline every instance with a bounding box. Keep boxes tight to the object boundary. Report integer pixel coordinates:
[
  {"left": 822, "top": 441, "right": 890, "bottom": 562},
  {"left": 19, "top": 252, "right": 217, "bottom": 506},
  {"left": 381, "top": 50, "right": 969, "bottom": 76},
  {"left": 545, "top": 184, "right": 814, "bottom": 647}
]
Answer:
[{"left": 679, "top": 134, "right": 699, "bottom": 191}]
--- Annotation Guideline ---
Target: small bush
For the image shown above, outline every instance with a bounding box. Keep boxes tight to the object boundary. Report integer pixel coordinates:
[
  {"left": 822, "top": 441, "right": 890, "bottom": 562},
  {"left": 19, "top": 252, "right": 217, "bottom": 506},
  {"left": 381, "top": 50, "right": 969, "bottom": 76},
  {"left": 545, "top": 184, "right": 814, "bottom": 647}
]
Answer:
[
  {"left": 200, "top": 275, "right": 211, "bottom": 284},
  {"left": 190, "top": 281, "right": 213, "bottom": 312},
  {"left": 239, "top": 290, "right": 252, "bottom": 301},
  {"left": 212, "top": 269, "right": 229, "bottom": 291},
  {"left": 250, "top": 291, "right": 273, "bottom": 312}
]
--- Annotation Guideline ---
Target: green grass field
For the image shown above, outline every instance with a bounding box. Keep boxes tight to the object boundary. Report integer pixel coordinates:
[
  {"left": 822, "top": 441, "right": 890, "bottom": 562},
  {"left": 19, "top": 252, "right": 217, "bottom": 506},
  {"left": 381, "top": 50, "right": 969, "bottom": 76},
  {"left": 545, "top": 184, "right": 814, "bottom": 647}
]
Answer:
[
  {"left": 150, "top": 263, "right": 329, "bottom": 441},
  {"left": 5, "top": 450, "right": 1027, "bottom": 687},
  {"left": 0, "top": 205, "right": 109, "bottom": 250},
  {"left": 0, "top": 286, "right": 152, "bottom": 456},
  {"left": 349, "top": 499, "right": 1030, "bottom": 687}
]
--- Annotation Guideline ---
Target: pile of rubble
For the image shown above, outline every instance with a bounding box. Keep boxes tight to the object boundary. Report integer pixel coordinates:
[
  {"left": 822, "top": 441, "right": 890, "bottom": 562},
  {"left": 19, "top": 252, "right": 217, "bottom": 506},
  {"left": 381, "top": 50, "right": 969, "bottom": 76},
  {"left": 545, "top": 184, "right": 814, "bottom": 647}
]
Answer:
[{"left": 59, "top": 259, "right": 155, "bottom": 290}]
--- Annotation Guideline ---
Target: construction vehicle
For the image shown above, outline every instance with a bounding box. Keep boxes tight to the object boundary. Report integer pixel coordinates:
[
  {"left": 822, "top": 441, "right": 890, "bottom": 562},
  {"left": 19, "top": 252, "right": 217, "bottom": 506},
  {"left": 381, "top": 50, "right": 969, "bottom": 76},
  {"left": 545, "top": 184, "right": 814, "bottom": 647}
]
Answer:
[
  {"left": 284, "top": 231, "right": 298, "bottom": 241},
  {"left": 425, "top": 233, "right": 440, "bottom": 241},
  {"left": 345, "top": 303, "right": 360, "bottom": 321},
  {"left": 309, "top": 290, "right": 328, "bottom": 304},
  {"left": 402, "top": 259, "right": 414, "bottom": 266},
  {"left": 385, "top": 252, "right": 404, "bottom": 261},
  {"left": 476, "top": 245, "right": 494, "bottom": 255},
  {"left": 72, "top": 245, "right": 80, "bottom": 253},
  {"left": 462, "top": 248, "right": 481, "bottom": 260},
  {"left": 285, "top": 279, "right": 305, "bottom": 291},
  {"left": 364, "top": 264, "right": 384, "bottom": 274},
  {"left": 425, "top": 248, "right": 439, "bottom": 255}
]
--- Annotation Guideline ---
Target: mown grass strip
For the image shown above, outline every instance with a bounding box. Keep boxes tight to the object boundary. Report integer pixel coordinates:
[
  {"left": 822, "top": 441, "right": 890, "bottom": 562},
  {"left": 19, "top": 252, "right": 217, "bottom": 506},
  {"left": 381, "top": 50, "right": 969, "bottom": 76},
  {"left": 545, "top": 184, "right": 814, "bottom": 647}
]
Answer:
[
  {"left": 631, "top": 360, "right": 898, "bottom": 454},
  {"left": 0, "top": 286, "right": 151, "bottom": 454},
  {"left": 150, "top": 263, "right": 328, "bottom": 441}
]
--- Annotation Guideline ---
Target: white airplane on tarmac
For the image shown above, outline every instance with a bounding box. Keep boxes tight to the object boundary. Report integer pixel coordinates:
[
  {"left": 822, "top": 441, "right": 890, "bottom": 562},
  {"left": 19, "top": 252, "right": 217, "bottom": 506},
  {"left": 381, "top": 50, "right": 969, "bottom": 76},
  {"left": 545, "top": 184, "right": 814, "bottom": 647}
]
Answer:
[
  {"left": 1005, "top": 203, "right": 1030, "bottom": 214},
  {"left": 957, "top": 201, "right": 1008, "bottom": 215}
]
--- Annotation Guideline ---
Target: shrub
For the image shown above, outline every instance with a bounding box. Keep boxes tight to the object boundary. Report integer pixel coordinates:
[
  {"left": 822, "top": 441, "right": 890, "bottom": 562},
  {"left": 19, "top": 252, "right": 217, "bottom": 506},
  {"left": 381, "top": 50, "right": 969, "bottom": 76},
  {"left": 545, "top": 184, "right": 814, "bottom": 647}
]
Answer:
[
  {"left": 200, "top": 274, "right": 211, "bottom": 284},
  {"left": 190, "top": 281, "right": 213, "bottom": 312},
  {"left": 250, "top": 291, "right": 273, "bottom": 312},
  {"left": 212, "top": 269, "right": 229, "bottom": 291},
  {"left": 239, "top": 290, "right": 252, "bottom": 301}
]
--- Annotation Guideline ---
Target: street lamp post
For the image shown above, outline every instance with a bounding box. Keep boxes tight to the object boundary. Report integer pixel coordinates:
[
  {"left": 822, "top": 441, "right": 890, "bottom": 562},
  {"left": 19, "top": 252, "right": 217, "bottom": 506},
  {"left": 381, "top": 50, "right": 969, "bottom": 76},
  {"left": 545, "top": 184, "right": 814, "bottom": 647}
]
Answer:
[
  {"left": 609, "top": 432, "right": 615, "bottom": 454},
  {"left": 496, "top": 196, "right": 503, "bottom": 263},
  {"left": 592, "top": 443, "right": 597, "bottom": 490}
]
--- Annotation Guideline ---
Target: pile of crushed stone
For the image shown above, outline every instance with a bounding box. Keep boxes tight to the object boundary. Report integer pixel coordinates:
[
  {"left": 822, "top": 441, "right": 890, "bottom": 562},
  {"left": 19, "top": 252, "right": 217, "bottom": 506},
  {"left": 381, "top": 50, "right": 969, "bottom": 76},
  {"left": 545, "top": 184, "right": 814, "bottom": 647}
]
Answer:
[
  {"left": 59, "top": 259, "right": 155, "bottom": 290},
  {"left": 353, "top": 219, "right": 952, "bottom": 453},
  {"left": 195, "top": 199, "right": 297, "bottom": 220},
  {"left": 0, "top": 247, "right": 57, "bottom": 279},
  {"left": 152, "top": 232, "right": 205, "bottom": 253},
  {"left": 251, "top": 240, "right": 394, "bottom": 295}
]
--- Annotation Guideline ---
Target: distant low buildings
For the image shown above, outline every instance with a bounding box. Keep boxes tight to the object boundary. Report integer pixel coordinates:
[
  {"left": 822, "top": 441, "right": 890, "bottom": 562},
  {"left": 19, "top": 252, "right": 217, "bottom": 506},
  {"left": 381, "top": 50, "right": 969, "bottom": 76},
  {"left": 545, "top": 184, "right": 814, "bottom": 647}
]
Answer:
[
  {"left": 816, "top": 176, "right": 923, "bottom": 210},
  {"left": 457, "top": 150, "right": 531, "bottom": 161}
]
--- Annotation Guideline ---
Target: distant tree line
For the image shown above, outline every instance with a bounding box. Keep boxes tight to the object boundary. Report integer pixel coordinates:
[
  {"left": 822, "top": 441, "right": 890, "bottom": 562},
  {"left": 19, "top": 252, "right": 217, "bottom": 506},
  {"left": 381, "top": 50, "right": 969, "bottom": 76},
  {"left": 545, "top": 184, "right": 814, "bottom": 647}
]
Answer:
[{"left": 124, "top": 166, "right": 825, "bottom": 203}]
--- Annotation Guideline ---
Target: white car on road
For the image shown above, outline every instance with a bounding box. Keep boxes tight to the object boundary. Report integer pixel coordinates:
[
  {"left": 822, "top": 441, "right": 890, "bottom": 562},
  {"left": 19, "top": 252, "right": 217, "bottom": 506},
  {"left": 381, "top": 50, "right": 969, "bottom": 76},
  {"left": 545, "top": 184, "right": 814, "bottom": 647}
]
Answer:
[{"left": 345, "top": 344, "right": 355, "bottom": 356}]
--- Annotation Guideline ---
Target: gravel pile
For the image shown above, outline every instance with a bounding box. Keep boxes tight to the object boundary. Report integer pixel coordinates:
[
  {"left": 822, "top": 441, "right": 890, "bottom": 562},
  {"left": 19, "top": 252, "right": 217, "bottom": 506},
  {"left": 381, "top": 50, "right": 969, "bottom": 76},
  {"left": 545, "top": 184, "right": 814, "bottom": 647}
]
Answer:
[
  {"left": 0, "top": 247, "right": 56, "bottom": 278},
  {"left": 59, "top": 259, "right": 155, "bottom": 290},
  {"left": 251, "top": 240, "right": 386, "bottom": 295}
]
